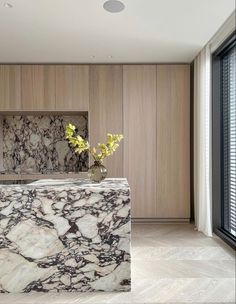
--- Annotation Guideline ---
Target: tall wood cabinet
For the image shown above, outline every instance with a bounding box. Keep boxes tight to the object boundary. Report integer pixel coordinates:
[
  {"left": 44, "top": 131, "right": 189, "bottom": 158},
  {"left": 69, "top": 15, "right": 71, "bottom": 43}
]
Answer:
[
  {"left": 123, "top": 64, "right": 190, "bottom": 219},
  {"left": 89, "top": 65, "right": 123, "bottom": 177},
  {"left": 156, "top": 65, "right": 190, "bottom": 219},
  {"left": 123, "top": 65, "right": 157, "bottom": 218}
]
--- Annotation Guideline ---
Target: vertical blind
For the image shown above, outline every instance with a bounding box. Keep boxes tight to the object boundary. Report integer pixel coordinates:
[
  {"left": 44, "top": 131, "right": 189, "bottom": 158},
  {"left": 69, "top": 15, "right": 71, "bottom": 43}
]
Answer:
[{"left": 222, "top": 44, "right": 236, "bottom": 237}]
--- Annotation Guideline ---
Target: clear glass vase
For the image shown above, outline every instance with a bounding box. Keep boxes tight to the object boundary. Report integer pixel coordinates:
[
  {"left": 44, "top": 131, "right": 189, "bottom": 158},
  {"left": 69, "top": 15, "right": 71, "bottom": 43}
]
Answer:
[{"left": 88, "top": 161, "right": 107, "bottom": 183}]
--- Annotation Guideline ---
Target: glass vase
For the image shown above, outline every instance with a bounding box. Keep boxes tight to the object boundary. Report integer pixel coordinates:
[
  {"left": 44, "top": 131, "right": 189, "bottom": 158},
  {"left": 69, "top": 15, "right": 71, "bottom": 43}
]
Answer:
[{"left": 88, "top": 161, "right": 107, "bottom": 183}]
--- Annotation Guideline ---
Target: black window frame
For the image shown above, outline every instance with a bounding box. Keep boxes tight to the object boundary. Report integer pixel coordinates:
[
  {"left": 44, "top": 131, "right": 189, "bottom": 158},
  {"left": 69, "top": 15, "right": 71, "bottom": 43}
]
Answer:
[{"left": 212, "top": 30, "right": 236, "bottom": 250}]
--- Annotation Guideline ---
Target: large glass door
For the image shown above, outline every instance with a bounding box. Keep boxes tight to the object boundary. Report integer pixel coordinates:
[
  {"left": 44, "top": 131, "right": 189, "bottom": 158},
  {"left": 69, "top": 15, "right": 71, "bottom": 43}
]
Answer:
[{"left": 222, "top": 44, "right": 236, "bottom": 237}]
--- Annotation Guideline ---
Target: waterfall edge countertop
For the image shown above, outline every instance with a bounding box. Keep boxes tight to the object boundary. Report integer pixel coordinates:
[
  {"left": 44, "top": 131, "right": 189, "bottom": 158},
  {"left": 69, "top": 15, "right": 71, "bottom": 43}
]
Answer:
[{"left": 0, "top": 178, "right": 131, "bottom": 293}]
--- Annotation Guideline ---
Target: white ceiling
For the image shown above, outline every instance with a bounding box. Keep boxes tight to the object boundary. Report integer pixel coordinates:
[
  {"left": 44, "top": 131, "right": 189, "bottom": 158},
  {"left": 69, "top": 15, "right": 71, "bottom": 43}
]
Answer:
[{"left": 0, "top": 0, "right": 235, "bottom": 63}]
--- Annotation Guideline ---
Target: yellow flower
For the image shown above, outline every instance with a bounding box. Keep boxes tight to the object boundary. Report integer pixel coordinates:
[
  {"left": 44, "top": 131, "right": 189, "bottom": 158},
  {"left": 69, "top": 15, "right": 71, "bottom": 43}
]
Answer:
[{"left": 65, "top": 123, "right": 123, "bottom": 162}]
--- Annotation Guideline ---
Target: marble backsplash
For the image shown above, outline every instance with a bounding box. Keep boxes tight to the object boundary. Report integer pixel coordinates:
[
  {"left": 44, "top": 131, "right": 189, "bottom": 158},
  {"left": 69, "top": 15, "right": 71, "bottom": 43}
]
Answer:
[{"left": 0, "top": 115, "right": 88, "bottom": 174}]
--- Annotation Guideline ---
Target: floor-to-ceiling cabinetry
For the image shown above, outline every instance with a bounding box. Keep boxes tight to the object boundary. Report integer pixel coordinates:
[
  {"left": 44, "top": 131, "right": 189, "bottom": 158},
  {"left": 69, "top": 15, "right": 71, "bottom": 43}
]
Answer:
[
  {"left": 123, "top": 64, "right": 190, "bottom": 220},
  {"left": 0, "top": 64, "right": 190, "bottom": 220}
]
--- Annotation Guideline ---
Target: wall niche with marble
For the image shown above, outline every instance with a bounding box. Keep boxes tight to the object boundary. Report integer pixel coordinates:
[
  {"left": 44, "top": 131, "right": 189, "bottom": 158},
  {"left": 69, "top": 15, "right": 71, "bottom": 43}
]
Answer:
[{"left": 0, "top": 114, "right": 88, "bottom": 174}]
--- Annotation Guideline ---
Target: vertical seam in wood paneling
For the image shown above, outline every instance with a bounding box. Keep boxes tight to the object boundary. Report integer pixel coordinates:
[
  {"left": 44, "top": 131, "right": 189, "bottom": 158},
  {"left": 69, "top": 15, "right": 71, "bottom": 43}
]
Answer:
[
  {"left": 156, "top": 64, "right": 158, "bottom": 217},
  {"left": 123, "top": 65, "right": 126, "bottom": 180},
  {"left": 0, "top": 116, "right": 3, "bottom": 171},
  {"left": 19, "top": 65, "right": 22, "bottom": 110},
  {"left": 121, "top": 65, "right": 124, "bottom": 178},
  {"left": 20, "top": 65, "right": 23, "bottom": 110},
  {"left": 53, "top": 65, "right": 56, "bottom": 110},
  {"left": 55, "top": 65, "right": 57, "bottom": 110},
  {"left": 88, "top": 65, "right": 91, "bottom": 167}
]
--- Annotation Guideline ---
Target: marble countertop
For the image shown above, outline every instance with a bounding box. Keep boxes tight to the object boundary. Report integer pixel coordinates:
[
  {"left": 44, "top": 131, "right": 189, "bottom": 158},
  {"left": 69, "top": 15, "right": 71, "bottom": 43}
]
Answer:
[{"left": 0, "top": 178, "right": 129, "bottom": 189}]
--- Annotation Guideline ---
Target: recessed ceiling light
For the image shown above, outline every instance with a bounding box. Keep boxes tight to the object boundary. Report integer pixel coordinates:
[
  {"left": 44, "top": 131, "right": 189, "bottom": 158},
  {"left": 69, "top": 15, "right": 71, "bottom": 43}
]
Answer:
[
  {"left": 91, "top": 55, "right": 96, "bottom": 59},
  {"left": 103, "top": 0, "right": 125, "bottom": 13},
  {"left": 3, "top": 2, "right": 13, "bottom": 8},
  {"left": 108, "top": 55, "right": 113, "bottom": 59}
]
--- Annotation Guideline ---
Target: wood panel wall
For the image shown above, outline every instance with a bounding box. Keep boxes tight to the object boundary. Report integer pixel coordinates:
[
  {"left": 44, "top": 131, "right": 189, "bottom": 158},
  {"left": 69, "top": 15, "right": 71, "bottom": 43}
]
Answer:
[{"left": 0, "top": 64, "right": 190, "bottom": 220}]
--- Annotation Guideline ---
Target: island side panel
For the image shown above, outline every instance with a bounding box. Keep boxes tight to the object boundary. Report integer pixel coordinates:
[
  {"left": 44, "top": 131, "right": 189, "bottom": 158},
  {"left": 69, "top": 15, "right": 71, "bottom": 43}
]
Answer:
[{"left": 0, "top": 179, "right": 131, "bottom": 292}]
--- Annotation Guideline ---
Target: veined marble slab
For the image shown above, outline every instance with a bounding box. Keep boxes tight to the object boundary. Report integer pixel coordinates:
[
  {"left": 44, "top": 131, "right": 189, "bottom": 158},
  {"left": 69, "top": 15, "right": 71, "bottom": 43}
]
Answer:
[
  {"left": 0, "top": 178, "right": 131, "bottom": 293},
  {"left": 2, "top": 115, "right": 88, "bottom": 174}
]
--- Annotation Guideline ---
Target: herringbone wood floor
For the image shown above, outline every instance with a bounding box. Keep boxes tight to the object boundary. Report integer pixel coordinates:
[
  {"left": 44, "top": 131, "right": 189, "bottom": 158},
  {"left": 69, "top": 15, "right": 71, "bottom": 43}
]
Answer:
[{"left": 0, "top": 224, "right": 235, "bottom": 304}]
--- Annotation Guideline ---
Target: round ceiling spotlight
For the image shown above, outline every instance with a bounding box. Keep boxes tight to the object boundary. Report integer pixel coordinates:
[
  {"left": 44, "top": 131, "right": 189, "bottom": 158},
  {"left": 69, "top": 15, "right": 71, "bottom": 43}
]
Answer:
[{"left": 103, "top": 0, "right": 125, "bottom": 13}]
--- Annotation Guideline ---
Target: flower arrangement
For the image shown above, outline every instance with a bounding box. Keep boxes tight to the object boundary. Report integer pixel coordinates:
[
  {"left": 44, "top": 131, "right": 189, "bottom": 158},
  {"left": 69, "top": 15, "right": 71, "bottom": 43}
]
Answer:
[
  {"left": 65, "top": 123, "right": 123, "bottom": 182},
  {"left": 65, "top": 123, "right": 123, "bottom": 162}
]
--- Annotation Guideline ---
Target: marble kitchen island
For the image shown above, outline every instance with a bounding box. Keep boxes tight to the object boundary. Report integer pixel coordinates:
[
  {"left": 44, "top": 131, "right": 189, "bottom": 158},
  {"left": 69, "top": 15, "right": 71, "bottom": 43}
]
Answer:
[{"left": 0, "top": 178, "right": 131, "bottom": 293}]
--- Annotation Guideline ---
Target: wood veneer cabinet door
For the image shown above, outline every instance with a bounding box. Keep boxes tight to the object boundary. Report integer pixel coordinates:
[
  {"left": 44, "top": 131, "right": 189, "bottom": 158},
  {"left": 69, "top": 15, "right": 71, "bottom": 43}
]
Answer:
[
  {"left": 0, "top": 65, "right": 21, "bottom": 111},
  {"left": 123, "top": 65, "right": 157, "bottom": 218},
  {"left": 90, "top": 65, "right": 123, "bottom": 177},
  {"left": 21, "top": 65, "right": 55, "bottom": 110},
  {"left": 55, "top": 65, "right": 89, "bottom": 111},
  {"left": 156, "top": 65, "right": 190, "bottom": 219}
]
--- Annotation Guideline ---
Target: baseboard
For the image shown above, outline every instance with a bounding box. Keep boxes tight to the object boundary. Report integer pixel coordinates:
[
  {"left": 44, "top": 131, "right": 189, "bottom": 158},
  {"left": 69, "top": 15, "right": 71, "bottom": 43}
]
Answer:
[{"left": 132, "top": 218, "right": 190, "bottom": 223}]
